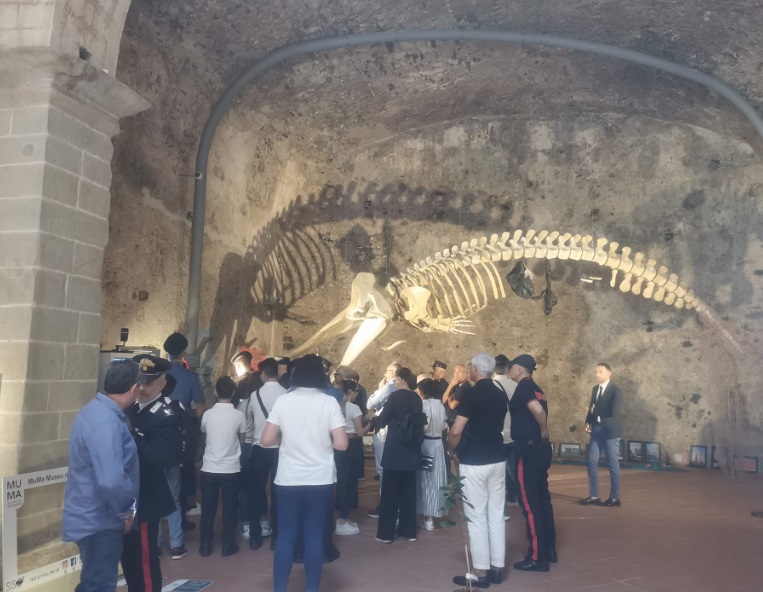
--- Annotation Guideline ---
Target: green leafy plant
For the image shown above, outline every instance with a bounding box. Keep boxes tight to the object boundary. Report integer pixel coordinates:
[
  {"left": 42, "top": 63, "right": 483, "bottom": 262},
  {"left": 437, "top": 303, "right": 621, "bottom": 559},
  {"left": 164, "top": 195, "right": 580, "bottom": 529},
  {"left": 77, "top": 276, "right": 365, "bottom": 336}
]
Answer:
[{"left": 440, "top": 473, "right": 476, "bottom": 592}]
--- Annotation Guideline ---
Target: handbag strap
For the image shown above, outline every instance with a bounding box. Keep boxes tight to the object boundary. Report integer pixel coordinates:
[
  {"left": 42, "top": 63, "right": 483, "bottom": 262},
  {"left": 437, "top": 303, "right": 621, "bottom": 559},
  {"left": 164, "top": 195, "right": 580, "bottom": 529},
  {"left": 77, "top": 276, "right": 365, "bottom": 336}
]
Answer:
[{"left": 255, "top": 388, "right": 268, "bottom": 419}]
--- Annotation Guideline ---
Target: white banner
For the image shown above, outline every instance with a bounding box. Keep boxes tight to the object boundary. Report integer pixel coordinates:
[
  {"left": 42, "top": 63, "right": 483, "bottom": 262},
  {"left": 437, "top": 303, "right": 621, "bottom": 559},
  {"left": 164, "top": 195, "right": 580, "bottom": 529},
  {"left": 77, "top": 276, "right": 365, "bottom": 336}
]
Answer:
[{"left": 2, "top": 467, "right": 80, "bottom": 590}]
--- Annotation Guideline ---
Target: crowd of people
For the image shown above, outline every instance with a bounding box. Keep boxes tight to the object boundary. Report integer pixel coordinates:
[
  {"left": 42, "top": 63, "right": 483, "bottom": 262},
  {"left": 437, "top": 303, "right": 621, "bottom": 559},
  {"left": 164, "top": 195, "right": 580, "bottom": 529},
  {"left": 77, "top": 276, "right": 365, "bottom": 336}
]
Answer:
[{"left": 63, "top": 328, "right": 623, "bottom": 592}]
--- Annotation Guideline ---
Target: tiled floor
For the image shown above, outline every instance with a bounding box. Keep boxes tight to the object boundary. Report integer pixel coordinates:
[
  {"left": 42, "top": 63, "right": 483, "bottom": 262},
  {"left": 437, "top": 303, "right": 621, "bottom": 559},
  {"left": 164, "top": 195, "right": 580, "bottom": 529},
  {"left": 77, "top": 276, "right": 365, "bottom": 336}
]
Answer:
[{"left": 154, "top": 463, "right": 763, "bottom": 592}]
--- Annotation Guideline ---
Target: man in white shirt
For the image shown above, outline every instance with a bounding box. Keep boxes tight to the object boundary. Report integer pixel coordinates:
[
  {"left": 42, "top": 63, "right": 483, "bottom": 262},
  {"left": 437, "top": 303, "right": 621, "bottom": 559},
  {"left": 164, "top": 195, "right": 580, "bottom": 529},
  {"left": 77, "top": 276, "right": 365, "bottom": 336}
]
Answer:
[
  {"left": 199, "top": 377, "right": 246, "bottom": 558},
  {"left": 365, "top": 361, "right": 400, "bottom": 518},
  {"left": 246, "top": 357, "right": 287, "bottom": 550},
  {"left": 493, "top": 354, "right": 518, "bottom": 518}
]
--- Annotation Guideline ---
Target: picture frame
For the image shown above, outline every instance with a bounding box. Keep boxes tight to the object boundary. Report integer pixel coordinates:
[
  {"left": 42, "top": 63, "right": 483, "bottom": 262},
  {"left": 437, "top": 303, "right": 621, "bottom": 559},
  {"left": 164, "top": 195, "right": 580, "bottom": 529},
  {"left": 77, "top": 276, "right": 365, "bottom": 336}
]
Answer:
[
  {"left": 618, "top": 439, "right": 625, "bottom": 461},
  {"left": 627, "top": 440, "right": 645, "bottom": 463},
  {"left": 559, "top": 442, "right": 583, "bottom": 458},
  {"left": 690, "top": 445, "right": 708, "bottom": 468},
  {"left": 733, "top": 455, "right": 759, "bottom": 473},
  {"left": 645, "top": 442, "right": 661, "bottom": 463},
  {"left": 711, "top": 446, "right": 721, "bottom": 469}
]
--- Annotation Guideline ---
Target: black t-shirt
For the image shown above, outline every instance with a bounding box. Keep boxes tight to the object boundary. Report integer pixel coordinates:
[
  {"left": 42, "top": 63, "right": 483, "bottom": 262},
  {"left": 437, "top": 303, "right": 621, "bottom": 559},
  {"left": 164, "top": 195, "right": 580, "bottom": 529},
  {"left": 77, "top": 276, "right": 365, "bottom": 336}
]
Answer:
[
  {"left": 509, "top": 378, "right": 548, "bottom": 442},
  {"left": 456, "top": 379, "right": 506, "bottom": 465},
  {"left": 432, "top": 378, "right": 448, "bottom": 400},
  {"left": 445, "top": 381, "right": 471, "bottom": 425}
]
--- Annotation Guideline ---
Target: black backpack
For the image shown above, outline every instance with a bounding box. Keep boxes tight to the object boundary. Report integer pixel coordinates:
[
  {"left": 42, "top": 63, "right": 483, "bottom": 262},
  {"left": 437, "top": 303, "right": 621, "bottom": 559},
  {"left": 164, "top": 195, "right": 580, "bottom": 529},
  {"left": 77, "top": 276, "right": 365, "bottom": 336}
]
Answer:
[{"left": 398, "top": 410, "right": 426, "bottom": 446}]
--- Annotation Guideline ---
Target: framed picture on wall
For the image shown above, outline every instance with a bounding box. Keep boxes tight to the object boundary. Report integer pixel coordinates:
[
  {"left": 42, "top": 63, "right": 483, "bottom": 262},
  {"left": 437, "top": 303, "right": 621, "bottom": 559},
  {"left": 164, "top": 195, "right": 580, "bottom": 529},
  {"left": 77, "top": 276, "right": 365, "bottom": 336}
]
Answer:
[
  {"left": 690, "top": 445, "right": 708, "bottom": 468},
  {"left": 733, "top": 456, "right": 759, "bottom": 473},
  {"left": 618, "top": 439, "right": 625, "bottom": 461},
  {"left": 711, "top": 446, "right": 721, "bottom": 469},
  {"left": 559, "top": 442, "right": 583, "bottom": 458},
  {"left": 645, "top": 442, "right": 661, "bottom": 463},
  {"left": 628, "top": 441, "right": 645, "bottom": 463}
]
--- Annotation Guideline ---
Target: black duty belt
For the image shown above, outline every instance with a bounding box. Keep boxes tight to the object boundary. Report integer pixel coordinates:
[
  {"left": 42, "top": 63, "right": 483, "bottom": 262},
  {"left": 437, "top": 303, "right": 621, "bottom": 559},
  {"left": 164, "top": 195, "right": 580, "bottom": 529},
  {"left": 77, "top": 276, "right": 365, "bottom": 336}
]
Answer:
[
  {"left": 516, "top": 438, "right": 551, "bottom": 446},
  {"left": 423, "top": 435, "right": 441, "bottom": 440}
]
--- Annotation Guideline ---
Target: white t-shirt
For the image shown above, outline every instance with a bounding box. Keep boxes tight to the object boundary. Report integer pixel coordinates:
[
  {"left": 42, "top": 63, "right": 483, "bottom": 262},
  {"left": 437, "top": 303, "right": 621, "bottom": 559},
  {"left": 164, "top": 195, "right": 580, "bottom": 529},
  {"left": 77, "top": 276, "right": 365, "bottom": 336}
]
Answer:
[
  {"left": 200, "top": 403, "right": 246, "bottom": 473},
  {"left": 344, "top": 402, "right": 362, "bottom": 434},
  {"left": 422, "top": 398, "right": 447, "bottom": 437},
  {"left": 249, "top": 381, "right": 287, "bottom": 447},
  {"left": 237, "top": 398, "right": 255, "bottom": 444},
  {"left": 493, "top": 374, "right": 517, "bottom": 443},
  {"left": 267, "top": 387, "right": 345, "bottom": 487}
]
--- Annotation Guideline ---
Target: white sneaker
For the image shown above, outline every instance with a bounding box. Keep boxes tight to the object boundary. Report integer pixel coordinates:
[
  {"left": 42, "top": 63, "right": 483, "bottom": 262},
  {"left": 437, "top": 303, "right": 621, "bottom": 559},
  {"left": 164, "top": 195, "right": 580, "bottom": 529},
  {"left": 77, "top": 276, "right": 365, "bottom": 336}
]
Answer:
[
  {"left": 260, "top": 523, "right": 273, "bottom": 538},
  {"left": 186, "top": 504, "right": 201, "bottom": 517},
  {"left": 335, "top": 522, "right": 360, "bottom": 536},
  {"left": 424, "top": 519, "right": 434, "bottom": 531},
  {"left": 346, "top": 520, "right": 358, "bottom": 528},
  {"left": 241, "top": 523, "right": 250, "bottom": 539}
]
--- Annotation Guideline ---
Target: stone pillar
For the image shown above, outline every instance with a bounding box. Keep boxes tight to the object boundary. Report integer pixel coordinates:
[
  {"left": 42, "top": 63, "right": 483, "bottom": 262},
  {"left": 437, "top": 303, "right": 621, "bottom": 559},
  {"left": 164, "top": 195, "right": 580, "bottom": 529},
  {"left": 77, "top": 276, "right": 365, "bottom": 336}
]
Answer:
[{"left": 0, "top": 47, "right": 148, "bottom": 559}]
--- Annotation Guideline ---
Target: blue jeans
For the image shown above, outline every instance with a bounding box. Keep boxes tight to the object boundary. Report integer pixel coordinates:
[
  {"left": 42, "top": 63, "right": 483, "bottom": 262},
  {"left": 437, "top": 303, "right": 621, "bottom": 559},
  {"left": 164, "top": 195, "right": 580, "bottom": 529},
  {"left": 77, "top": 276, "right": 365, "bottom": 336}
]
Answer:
[
  {"left": 274, "top": 484, "right": 333, "bottom": 592},
  {"left": 75, "top": 528, "right": 123, "bottom": 592},
  {"left": 587, "top": 426, "right": 621, "bottom": 499},
  {"left": 158, "top": 464, "right": 183, "bottom": 549}
]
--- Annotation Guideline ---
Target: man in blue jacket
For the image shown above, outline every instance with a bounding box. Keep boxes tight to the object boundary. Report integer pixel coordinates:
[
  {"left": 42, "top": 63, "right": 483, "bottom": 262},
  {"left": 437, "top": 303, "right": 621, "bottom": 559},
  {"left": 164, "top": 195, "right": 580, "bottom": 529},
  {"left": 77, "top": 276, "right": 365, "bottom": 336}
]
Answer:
[{"left": 63, "top": 359, "right": 140, "bottom": 592}]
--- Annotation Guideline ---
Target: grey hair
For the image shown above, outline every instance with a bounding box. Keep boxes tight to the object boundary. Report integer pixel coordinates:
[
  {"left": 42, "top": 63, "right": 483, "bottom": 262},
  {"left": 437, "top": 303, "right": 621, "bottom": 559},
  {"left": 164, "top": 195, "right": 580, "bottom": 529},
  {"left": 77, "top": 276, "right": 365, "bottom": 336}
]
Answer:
[{"left": 470, "top": 352, "right": 496, "bottom": 377}]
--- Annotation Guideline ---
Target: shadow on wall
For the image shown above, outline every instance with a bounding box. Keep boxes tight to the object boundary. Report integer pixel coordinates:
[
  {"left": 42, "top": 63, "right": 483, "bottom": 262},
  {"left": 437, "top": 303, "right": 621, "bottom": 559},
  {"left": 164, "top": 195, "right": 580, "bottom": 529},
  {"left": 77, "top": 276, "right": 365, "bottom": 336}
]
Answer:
[
  {"left": 207, "top": 180, "right": 516, "bottom": 361},
  {"left": 619, "top": 376, "right": 659, "bottom": 451}
]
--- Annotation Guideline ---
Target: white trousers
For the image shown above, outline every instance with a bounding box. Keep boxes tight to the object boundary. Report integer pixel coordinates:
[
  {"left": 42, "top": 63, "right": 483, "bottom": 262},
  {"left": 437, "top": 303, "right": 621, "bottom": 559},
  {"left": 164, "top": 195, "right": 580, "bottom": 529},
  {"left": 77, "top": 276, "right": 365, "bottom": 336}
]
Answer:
[{"left": 460, "top": 461, "right": 506, "bottom": 570}]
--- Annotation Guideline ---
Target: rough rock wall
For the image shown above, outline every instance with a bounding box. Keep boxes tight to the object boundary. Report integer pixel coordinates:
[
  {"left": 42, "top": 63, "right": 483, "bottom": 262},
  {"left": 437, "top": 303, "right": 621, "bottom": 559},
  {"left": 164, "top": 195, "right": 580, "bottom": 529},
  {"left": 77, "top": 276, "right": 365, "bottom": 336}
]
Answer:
[{"left": 105, "top": 0, "right": 763, "bottom": 461}]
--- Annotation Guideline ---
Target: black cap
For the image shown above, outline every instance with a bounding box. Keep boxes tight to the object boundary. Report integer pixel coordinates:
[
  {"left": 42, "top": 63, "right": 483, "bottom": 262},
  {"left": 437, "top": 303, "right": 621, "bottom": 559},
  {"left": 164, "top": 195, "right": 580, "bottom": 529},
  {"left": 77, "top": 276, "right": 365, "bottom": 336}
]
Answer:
[
  {"left": 132, "top": 354, "right": 172, "bottom": 381},
  {"left": 163, "top": 332, "right": 188, "bottom": 356},
  {"left": 432, "top": 360, "right": 447, "bottom": 370},
  {"left": 508, "top": 354, "right": 536, "bottom": 371},
  {"left": 276, "top": 356, "right": 290, "bottom": 365},
  {"left": 231, "top": 350, "right": 253, "bottom": 365},
  {"left": 495, "top": 354, "right": 510, "bottom": 366}
]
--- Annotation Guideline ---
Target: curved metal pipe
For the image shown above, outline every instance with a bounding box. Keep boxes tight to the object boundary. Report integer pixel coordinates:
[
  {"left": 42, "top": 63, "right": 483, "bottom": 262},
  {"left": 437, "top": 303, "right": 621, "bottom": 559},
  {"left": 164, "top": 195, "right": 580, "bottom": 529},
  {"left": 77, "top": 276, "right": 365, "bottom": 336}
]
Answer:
[{"left": 185, "top": 28, "right": 763, "bottom": 353}]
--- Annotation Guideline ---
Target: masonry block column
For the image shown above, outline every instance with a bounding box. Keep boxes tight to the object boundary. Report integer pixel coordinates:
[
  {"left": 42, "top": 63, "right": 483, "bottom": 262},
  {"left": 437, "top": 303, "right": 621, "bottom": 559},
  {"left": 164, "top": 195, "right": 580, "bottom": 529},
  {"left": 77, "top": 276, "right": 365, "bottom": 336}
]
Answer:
[{"left": 0, "top": 48, "right": 148, "bottom": 557}]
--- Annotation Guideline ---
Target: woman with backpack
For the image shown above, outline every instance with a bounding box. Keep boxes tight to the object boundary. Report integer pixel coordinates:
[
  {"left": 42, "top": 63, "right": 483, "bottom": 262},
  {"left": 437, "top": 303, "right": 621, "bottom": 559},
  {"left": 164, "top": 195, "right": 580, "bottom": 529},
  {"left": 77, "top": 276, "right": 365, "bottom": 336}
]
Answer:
[
  {"left": 334, "top": 380, "right": 371, "bottom": 536},
  {"left": 369, "top": 367, "right": 424, "bottom": 543}
]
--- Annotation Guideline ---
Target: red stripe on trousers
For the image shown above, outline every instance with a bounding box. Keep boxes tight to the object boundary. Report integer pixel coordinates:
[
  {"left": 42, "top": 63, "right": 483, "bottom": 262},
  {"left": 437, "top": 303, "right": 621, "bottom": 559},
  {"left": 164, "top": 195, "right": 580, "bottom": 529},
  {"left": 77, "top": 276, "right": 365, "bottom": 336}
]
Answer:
[
  {"left": 518, "top": 458, "right": 539, "bottom": 561},
  {"left": 140, "top": 522, "right": 152, "bottom": 592}
]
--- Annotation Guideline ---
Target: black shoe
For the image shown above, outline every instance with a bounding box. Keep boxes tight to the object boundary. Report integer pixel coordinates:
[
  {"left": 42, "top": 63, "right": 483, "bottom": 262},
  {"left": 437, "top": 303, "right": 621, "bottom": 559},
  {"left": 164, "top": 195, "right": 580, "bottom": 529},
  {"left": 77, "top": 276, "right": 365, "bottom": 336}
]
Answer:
[
  {"left": 249, "top": 537, "right": 262, "bottom": 551},
  {"left": 199, "top": 543, "right": 212, "bottom": 557},
  {"left": 513, "top": 558, "right": 549, "bottom": 572},
  {"left": 453, "top": 574, "right": 490, "bottom": 588},
  {"left": 578, "top": 496, "right": 601, "bottom": 505},
  {"left": 488, "top": 569, "right": 503, "bottom": 584},
  {"left": 221, "top": 543, "right": 239, "bottom": 557},
  {"left": 324, "top": 544, "right": 340, "bottom": 563},
  {"left": 181, "top": 519, "right": 196, "bottom": 531},
  {"left": 601, "top": 498, "right": 621, "bottom": 507},
  {"left": 548, "top": 548, "right": 558, "bottom": 563},
  {"left": 171, "top": 545, "right": 188, "bottom": 560},
  {"left": 367, "top": 506, "right": 380, "bottom": 518}
]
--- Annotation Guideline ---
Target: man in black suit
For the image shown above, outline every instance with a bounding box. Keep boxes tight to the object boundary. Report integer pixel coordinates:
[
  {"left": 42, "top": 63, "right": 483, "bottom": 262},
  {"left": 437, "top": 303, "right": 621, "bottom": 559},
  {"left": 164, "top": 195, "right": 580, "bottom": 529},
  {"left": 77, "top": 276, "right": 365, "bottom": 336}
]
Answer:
[{"left": 580, "top": 363, "right": 622, "bottom": 507}]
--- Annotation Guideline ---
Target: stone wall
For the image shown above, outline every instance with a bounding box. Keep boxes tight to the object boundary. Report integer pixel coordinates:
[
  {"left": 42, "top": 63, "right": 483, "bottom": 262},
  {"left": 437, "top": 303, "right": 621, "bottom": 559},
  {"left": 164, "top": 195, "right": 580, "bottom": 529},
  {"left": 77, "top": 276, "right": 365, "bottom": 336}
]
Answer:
[
  {"left": 0, "top": 0, "right": 131, "bottom": 72},
  {"left": 106, "top": 106, "right": 763, "bottom": 462},
  {"left": 0, "top": 48, "right": 148, "bottom": 566}
]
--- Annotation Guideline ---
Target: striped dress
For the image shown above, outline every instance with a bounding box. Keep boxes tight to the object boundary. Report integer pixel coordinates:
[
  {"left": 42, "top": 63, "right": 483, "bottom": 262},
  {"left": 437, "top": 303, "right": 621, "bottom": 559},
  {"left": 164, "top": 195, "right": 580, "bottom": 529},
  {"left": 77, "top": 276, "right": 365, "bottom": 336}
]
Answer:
[{"left": 417, "top": 399, "right": 448, "bottom": 517}]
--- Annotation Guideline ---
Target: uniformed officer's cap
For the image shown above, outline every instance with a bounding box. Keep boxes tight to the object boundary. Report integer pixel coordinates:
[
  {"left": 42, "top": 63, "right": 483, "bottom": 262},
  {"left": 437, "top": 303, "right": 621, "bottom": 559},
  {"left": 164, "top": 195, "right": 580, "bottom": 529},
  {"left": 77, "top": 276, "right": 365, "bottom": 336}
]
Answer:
[
  {"left": 432, "top": 360, "right": 447, "bottom": 370},
  {"left": 163, "top": 332, "right": 188, "bottom": 356},
  {"left": 230, "top": 350, "right": 253, "bottom": 365},
  {"left": 508, "top": 354, "right": 536, "bottom": 371},
  {"left": 132, "top": 354, "right": 171, "bottom": 382}
]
